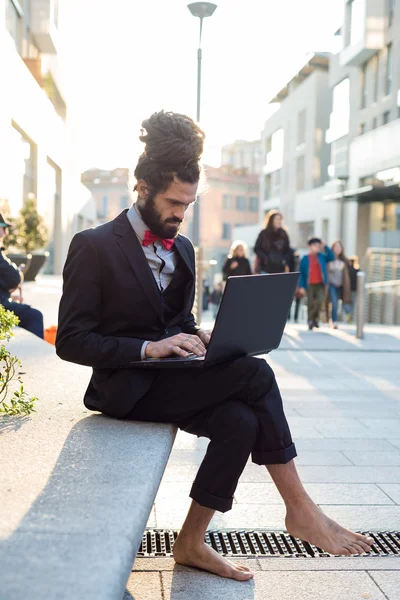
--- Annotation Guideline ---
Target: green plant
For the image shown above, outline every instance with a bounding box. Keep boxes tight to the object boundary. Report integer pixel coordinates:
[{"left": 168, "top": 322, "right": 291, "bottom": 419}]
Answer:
[
  {"left": 0, "top": 305, "right": 37, "bottom": 416},
  {"left": 6, "top": 197, "right": 48, "bottom": 253}
]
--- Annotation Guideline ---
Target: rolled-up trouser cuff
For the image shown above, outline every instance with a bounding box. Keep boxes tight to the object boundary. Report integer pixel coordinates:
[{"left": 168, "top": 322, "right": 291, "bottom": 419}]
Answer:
[
  {"left": 252, "top": 442, "right": 297, "bottom": 465},
  {"left": 190, "top": 482, "right": 233, "bottom": 513}
]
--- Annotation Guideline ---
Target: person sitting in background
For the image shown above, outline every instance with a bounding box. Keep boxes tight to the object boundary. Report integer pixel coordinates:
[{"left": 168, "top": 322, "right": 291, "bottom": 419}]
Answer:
[
  {"left": 298, "top": 237, "right": 334, "bottom": 331},
  {"left": 0, "top": 214, "right": 44, "bottom": 338},
  {"left": 210, "top": 282, "right": 223, "bottom": 318},
  {"left": 222, "top": 241, "right": 252, "bottom": 280},
  {"left": 327, "top": 241, "right": 352, "bottom": 330},
  {"left": 254, "top": 210, "right": 292, "bottom": 274}
]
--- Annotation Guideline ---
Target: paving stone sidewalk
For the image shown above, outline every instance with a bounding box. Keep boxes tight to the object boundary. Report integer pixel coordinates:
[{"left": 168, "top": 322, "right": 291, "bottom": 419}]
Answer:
[{"left": 21, "top": 278, "right": 400, "bottom": 598}]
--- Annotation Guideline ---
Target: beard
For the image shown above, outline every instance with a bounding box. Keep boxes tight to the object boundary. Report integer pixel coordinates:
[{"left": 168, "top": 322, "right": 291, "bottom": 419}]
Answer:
[{"left": 138, "top": 197, "right": 182, "bottom": 239}]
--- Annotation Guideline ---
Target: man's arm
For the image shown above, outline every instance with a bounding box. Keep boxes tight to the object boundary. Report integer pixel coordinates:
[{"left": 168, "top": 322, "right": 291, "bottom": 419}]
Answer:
[
  {"left": 321, "top": 244, "right": 335, "bottom": 262},
  {"left": 0, "top": 252, "right": 22, "bottom": 293},
  {"left": 55, "top": 232, "right": 144, "bottom": 368}
]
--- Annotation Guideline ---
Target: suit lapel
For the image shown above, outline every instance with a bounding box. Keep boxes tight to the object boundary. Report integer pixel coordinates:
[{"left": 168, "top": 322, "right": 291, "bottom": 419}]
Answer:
[
  {"left": 114, "top": 212, "right": 163, "bottom": 319},
  {"left": 174, "top": 236, "right": 195, "bottom": 315}
]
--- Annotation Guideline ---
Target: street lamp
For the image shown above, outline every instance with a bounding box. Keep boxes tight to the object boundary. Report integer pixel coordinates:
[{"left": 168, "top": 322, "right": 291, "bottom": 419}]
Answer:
[{"left": 187, "top": 2, "right": 217, "bottom": 247}]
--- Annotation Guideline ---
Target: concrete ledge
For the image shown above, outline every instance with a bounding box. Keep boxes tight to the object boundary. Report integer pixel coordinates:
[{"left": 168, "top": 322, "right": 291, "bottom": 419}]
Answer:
[{"left": 0, "top": 329, "right": 177, "bottom": 600}]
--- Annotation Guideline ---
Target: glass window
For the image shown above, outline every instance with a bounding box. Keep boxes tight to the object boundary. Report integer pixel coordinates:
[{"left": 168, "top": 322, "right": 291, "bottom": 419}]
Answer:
[
  {"left": 296, "top": 156, "right": 305, "bottom": 191},
  {"left": 349, "top": 0, "right": 365, "bottom": 46},
  {"left": 235, "top": 196, "right": 246, "bottom": 211},
  {"left": 373, "top": 53, "right": 380, "bottom": 102},
  {"left": 298, "top": 221, "right": 314, "bottom": 248},
  {"left": 361, "top": 61, "right": 368, "bottom": 108},
  {"left": 383, "top": 111, "right": 390, "bottom": 125},
  {"left": 297, "top": 110, "right": 306, "bottom": 145},
  {"left": 249, "top": 197, "right": 259, "bottom": 212},
  {"left": 328, "top": 79, "right": 350, "bottom": 142},
  {"left": 6, "top": 0, "right": 22, "bottom": 52},
  {"left": 9, "top": 125, "right": 37, "bottom": 208},
  {"left": 372, "top": 117, "right": 377, "bottom": 129},
  {"left": 359, "top": 123, "right": 366, "bottom": 135},
  {"left": 222, "top": 194, "right": 232, "bottom": 209},
  {"left": 222, "top": 223, "right": 231, "bottom": 240},
  {"left": 385, "top": 43, "right": 392, "bottom": 96},
  {"left": 120, "top": 195, "right": 129, "bottom": 209},
  {"left": 264, "top": 174, "right": 272, "bottom": 200},
  {"left": 388, "top": 0, "right": 395, "bottom": 27},
  {"left": 99, "top": 195, "right": 108, "bottom": 218}
]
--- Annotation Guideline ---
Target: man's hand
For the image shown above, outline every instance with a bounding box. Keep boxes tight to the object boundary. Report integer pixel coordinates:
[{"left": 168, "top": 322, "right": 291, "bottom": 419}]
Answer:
[
  {"left": 145, "top": 333, "right": 207, "bottom": 359},
  {"left": 196, "top": 328, "right": 211, "bottom": 347}
]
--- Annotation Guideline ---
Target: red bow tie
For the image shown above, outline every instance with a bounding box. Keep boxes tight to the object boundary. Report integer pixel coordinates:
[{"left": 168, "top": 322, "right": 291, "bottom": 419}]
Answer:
[{"left": 142, "top": 230, "right": 175, "bottom": 251}]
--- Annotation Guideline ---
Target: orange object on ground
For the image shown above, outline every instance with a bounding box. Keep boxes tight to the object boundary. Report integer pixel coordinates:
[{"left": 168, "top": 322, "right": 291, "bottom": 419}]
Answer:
[{"left": 44, "top": 325, "right": 57, "bottom": 345}]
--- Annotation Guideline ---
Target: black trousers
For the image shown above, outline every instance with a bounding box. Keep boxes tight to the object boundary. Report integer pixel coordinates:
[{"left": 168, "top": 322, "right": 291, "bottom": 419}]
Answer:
[{"left": 126, "top": 356, "right": 296, "bottom": 513}]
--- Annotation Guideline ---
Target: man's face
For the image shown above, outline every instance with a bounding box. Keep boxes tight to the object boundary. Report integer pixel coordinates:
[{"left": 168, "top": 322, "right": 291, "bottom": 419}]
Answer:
[
  {"left": 0, "top": 226, "right": 8, "bottom": 241},
  {"left": 137, "top": 178, "right": 197, "bottom": 239}
]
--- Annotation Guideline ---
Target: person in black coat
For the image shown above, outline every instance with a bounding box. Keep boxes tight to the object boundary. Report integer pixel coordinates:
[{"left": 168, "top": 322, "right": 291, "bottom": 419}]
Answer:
[
  {"left": 56, "top": 111, "right": 373, "bottom": 578},
  {"left": 222, "top": 241, "right": 252, "bottom": 280},
  {"left": 0, "top": 214, "right": 44, "bottom": 338},
  {"left": 254, "top": 210, "right": 292, "bottom": 274}
]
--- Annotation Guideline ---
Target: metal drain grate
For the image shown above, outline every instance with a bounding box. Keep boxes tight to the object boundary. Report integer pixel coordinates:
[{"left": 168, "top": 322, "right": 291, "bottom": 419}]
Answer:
[{"left": 138, "top": 529, "right": 400, "bottom": 558}]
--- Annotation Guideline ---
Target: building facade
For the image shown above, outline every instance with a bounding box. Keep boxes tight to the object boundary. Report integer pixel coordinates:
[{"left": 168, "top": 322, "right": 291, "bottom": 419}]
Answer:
[
  {"left": 81, "top": 168, "right": 131, "bottom": 223},
  {"left": 221, "top": 139, "right": 262, "bottom": 176},
  {"left": 259, "top": 53, "right": 337, "bottom": 250},
  {"left": 327, "top": 0, "right": 400, "bottom": 260},
  {"left": 0, "top": 0, "right": 95, "bottom": 274}
]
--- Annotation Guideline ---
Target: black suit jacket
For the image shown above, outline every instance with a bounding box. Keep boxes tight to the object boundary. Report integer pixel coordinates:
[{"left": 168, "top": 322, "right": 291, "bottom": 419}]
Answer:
[{"left": 56, "top": 210, "right": 198, "bottom": 417}]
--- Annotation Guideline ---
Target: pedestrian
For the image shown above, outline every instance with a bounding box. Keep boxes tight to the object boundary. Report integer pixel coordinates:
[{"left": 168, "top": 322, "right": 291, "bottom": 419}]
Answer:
[
  {"left": 347, "top": 256, "right": 360, "bottom": 322},
  {"left": 298, "top": 237, "right": 334, "bottom": 330},
  {"left": 222, "top": 241, "right": 252, "bottom": 280},
  {"left": 0, "top": 214, "right": 44, "bottom": 338},
  {"left": 254, "top": 210, "right": 292, "bottom": 274},
  {"left": 327, "top": 241, "right": 352, "bottom": 329},
  {"left": 56, "top": 110, "right": 373, "bottom": 581},
  {"left": 210, "top": 282, "right": 223, "bottom": 318}
]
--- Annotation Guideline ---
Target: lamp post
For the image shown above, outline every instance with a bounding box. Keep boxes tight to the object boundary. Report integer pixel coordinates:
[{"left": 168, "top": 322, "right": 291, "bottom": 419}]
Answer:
[{"left": 187, "top": 2, "right": 217, "bottom": 247}]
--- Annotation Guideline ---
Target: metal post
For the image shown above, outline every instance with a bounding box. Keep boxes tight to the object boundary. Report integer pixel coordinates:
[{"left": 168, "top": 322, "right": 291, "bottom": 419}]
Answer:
[
  {"left": 191, "top": 19, "right": 203, "bottom": 249},
  {"left": 356, "top": 271, "right": 366, "bottom": 339}
]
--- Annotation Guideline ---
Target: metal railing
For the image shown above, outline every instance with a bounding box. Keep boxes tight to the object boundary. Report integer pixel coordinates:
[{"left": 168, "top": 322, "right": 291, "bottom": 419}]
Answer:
[{"left": 365, "top": 279, "right": 400, "bottom": 326}]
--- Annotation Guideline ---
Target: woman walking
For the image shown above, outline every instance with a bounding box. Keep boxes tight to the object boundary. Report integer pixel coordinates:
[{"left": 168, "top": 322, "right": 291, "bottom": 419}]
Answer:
[
  {"left": 327, "top": 241, "right": 352, "bottom": 329},
  {"left": 254, "top": 210, "right": 292, "bottom": 274},
  {"left": 222, "top": 241, "right": 252, "bottom": 280}
]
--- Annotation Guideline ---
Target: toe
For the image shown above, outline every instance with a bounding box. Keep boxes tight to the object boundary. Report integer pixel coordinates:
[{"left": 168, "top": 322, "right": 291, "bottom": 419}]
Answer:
[
  {"left": 232, "top": 569, "right": 254, "bottom": 581},
  {"left": 347, "top": 543, "right": 365, "bottom": 555}
]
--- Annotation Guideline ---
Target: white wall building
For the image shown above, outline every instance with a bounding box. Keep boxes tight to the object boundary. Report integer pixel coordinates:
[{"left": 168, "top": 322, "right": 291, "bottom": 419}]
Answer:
[{"left": 0, "top": 0, "right": 96, "bottom": 274}]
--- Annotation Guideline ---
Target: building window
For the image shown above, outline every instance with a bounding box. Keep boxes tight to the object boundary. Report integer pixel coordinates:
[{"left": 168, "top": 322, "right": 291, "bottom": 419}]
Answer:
[
  {"left": 298, "top": 221, "right": 314, "bottom": 248},
  {"left": 222, "top": 223, "right": 231, "bottom": 240},
  {"left": 236, "top": 196, "right": 246, "bottom": 210},
  {"left": 361, "top": 61, "right": 368, "bottom": 108},
  {"left": 222, "top": 194, "right": 232, "bottom": 209},
  {"left": 6, "top": 0, "right": 23, "bottom": 52},
  {"left": 265, "top": 137, "right": 272, "bottom": 154},
  {"left": 120, "top": 195, "right": 129, "bottom": 209},
  {"left": 10, "top": 124, "right": 37, "bottom": 207},
  {"left": 297, "top": 110, "right": 306, "bottom": 146},
  {"left": 296, "top": 156, "right": 305, "bottom": 191},
  {"left": 99, "top": 195, "right": 108, "bottom": 218},
  {"left": 373, "top": 53, "right": 380, "bottom": 102},
  {"left": 388, "top": 0, "right": 395, "bottom": 26},
  {"left": 249, "top": 196, "right": 259, "bottom": 212},
  {"left": 327, "top": 78, "right": 350, "bottom": 142},
  {"left": 372, "top": 117, "right": 377, "bottom": 129},
  {"left": 385, "top": 43, "right": 392, "bottom": 96},
  {"left": 359, "top": 123, "right": 366, "bottom": 135},
  {"left": 383, "top": 111, "right": 390, "bottom": 125},
  {"left": 264, "top": 174, "right": 272, "bottom": 200},
  {"left": 346, "top": 0, "right": 365, "bottom": 47}
]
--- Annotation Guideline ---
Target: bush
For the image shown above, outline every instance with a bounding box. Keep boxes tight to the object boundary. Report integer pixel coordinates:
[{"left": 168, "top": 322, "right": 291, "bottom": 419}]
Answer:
[
  {"left": 6, "top": 197, "right": 48, "bottom": 253},
  {"left": 0, "top": 305, "right": 37, "bottom": 416}
]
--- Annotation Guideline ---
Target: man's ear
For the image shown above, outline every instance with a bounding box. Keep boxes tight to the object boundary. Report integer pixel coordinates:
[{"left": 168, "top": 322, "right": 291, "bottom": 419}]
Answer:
[{"left": 137, "top": 180, "right": 151, "bottom": 200}]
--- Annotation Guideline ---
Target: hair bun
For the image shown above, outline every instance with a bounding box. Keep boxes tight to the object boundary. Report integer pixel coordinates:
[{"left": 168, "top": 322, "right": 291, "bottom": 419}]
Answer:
[{"left": 139, "top": 111, "right": 205, "bottom": 167}]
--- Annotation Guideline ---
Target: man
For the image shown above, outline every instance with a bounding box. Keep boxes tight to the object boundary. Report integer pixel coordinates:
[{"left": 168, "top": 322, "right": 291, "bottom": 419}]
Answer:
[
  {"left": 56, "top": 111, "right": 373, "bottom": 581},
  {"left": 0, "top": 214, "right": 44, "bottom": 338},
  {"left": 298, "top": 237, "right": 334, "bottom": 331}
]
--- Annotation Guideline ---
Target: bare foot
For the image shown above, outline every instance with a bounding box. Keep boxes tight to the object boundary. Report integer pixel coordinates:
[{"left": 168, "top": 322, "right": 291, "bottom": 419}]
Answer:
[
  {"left": 286, "top": 499, "right": 374, "bottom": 556},
  {"left": 173, "top": 534, "right": 254, "bottom": 581}
]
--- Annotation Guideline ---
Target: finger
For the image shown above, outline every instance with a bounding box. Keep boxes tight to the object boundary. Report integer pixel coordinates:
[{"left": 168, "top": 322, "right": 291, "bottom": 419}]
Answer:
[
  {"left": 171, "top": 345, "right": 190, "bottom": 357},
  {"left": 184, "top": 341, "right": 205, "bottom": 356}
]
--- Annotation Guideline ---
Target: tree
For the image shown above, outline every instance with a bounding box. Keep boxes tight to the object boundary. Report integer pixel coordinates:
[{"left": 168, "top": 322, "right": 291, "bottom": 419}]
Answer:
[{"left": 6, "top": 197, "right": 48, "bottom": 253}]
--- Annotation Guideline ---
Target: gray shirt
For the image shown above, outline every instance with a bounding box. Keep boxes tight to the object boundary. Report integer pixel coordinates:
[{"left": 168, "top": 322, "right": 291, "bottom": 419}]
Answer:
[{"left": 126, "top": 204, "right": 178, "bottom": 358}]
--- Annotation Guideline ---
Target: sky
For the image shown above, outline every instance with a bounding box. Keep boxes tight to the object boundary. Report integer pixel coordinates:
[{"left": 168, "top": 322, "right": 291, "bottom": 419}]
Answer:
[{"left": 62, "top": 0, "right": 345, "bottom": 171}]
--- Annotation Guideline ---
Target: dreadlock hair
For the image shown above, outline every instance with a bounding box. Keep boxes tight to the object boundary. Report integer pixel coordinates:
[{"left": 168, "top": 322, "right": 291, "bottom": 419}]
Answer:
[{"left": 133, "top": 111, "right": 205, "bottom": 196}]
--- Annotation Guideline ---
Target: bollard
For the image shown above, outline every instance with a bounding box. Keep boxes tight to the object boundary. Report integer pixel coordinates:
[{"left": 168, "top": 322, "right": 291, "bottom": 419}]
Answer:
[{"left": 356, "top": 271, "right": 366, "bottom": 339}]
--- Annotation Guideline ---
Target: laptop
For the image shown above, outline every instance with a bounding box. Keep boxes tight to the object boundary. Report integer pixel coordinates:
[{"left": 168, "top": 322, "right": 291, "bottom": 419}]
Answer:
[{"left": 131, "top": 272, "right": 299, "bottom": 369}]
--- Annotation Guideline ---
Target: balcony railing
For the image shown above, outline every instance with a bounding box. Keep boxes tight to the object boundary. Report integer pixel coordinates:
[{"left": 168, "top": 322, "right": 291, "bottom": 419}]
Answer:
[{"left": 30, "top": 0, "right": 58, "bottom": 54}]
